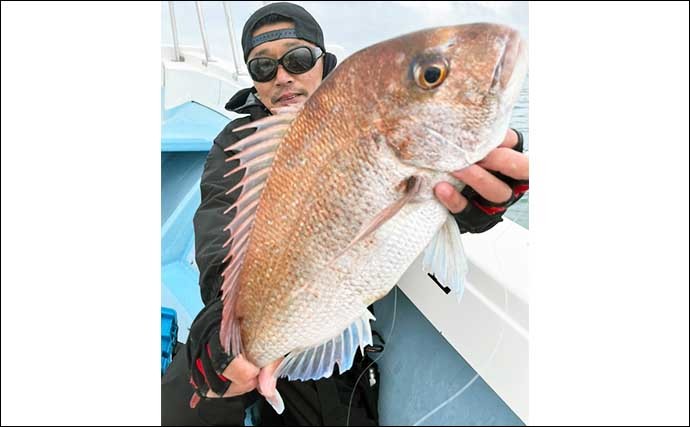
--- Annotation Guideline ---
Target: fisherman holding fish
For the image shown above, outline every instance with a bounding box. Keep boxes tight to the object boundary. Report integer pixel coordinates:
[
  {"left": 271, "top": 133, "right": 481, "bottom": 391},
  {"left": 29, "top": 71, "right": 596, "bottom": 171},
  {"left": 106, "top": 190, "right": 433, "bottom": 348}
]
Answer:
[{"left": 162, "top": 2, "right": 529, "bottom": 426}]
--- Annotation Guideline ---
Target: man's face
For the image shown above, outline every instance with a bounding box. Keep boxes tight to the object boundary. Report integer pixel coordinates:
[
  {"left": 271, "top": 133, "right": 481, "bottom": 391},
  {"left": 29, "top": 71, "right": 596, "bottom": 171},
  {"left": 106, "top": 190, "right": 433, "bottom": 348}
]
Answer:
[{"left": 248, "top": 22, "right": 324, "bottom": 112}]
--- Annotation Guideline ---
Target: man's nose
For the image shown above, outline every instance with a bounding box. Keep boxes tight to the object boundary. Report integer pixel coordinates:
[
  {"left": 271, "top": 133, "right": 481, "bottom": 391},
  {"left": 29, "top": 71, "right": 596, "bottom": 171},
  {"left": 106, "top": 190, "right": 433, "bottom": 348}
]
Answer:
[{"left": 274, "top": 65, "right": 293, "bottom": 85}]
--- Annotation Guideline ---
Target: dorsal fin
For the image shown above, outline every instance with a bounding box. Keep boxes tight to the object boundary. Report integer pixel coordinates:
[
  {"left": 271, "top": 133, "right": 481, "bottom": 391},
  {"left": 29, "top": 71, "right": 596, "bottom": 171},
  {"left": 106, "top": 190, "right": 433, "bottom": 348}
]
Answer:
[{"left": 218, "top": 108, "right": 298, "bottom": 355}]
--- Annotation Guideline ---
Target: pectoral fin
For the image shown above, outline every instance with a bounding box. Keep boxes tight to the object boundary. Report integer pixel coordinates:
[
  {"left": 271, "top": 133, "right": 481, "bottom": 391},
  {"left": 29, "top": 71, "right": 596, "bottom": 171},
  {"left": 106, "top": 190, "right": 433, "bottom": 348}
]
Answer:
[{"left": 330, "top": 176, "right": 422, "bottom": 266}]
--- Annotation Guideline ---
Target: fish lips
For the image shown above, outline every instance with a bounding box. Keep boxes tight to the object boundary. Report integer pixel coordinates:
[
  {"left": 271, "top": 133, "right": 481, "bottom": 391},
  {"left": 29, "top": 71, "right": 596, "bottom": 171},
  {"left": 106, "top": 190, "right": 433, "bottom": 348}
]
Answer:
[{"left": 490, "top": 30, "right": 525, "bottom": 91}]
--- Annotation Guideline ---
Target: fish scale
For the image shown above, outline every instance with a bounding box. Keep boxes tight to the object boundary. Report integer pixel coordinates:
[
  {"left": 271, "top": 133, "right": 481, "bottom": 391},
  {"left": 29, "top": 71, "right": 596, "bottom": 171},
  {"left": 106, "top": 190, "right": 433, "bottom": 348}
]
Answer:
[{"left": 240, "top": 115, "right": 383, "bottom": 364}]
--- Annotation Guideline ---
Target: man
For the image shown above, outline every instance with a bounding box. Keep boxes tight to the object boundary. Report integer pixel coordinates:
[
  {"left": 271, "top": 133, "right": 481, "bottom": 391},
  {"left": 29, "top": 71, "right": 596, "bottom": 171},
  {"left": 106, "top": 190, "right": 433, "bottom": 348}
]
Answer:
[{"left": 162, "top": 2, "right": 529, "bottom": 425}]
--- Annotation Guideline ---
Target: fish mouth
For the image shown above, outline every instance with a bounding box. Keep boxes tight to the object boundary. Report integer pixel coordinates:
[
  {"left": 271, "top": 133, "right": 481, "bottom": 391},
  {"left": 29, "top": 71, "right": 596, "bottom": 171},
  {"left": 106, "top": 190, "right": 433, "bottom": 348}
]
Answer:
[{"left": 490, "top": 30, "right": 524, "bottom": 91}]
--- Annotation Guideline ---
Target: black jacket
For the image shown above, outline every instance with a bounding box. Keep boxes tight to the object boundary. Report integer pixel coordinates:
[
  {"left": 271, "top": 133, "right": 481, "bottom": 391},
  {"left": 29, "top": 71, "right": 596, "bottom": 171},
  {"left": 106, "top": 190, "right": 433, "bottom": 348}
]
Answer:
[{"left": 192, "top": 87, "right": 271, "bottom": 305}]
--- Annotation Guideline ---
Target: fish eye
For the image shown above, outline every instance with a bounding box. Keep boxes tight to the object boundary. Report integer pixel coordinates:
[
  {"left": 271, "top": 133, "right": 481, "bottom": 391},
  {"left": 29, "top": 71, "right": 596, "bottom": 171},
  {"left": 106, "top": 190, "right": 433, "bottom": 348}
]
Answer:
[{"left": 414, "top": 59, "right": 449, "bottom": 90}]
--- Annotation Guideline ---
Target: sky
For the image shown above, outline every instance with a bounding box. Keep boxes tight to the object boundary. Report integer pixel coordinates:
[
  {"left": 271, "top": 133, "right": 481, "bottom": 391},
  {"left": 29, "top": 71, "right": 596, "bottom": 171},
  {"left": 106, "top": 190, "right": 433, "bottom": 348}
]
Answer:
[{"left": 161, "top": 1, "right": 528, "bottom": 72}]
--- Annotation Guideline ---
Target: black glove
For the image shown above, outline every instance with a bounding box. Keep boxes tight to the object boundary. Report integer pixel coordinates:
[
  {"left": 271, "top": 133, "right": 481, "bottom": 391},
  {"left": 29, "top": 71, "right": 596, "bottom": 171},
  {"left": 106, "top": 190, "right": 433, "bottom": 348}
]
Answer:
[
  {"left": 453, "top": 128, "right": 529, "bottom": 234},
  {"left": 186, "top": 298, "right": 235, "bottom": 399}
]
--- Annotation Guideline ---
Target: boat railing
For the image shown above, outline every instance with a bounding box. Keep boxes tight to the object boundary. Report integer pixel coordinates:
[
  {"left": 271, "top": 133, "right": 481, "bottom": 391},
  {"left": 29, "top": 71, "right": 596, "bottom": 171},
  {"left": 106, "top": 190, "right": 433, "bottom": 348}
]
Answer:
[{"left": 165, "top": 1, "right": 248, "bottom": 79}]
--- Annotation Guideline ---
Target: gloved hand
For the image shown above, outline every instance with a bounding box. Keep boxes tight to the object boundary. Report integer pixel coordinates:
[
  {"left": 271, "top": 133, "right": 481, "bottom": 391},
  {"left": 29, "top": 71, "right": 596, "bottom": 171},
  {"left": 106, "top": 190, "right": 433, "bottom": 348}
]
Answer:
[
  {"left": 435, "top": 128, "right": 529, "bottom": 233},
  {"left": 185, "top": 297, "right": 284, "bottom": 412},
  {"left": 185, "top": 298, "right": 236, "bottom": 404}
]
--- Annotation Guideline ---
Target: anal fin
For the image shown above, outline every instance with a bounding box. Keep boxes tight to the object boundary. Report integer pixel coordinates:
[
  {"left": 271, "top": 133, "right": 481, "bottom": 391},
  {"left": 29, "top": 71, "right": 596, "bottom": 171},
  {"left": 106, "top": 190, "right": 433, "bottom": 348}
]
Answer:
[{"left": 274, "top": 310, "right": 375, "bottom": 381}]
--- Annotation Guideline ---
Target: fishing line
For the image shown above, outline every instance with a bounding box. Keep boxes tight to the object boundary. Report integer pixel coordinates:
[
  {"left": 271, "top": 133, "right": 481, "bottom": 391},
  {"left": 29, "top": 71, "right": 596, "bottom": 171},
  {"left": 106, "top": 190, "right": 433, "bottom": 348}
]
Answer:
[
  {"left": 412, "top": 226, "right": 511, "bottom": 426},
  {"left": 412, "top": 288, "right": 508, "bottom": 425},
  {"left": 346, "top": 286, "right": 398, "bottom": 427}
]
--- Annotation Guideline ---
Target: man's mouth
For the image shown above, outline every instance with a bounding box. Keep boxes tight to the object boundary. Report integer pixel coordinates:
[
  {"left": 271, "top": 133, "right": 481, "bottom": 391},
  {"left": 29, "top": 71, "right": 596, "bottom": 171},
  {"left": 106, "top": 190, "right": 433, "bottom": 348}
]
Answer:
[{"left": 274, "top": 92, "right": 305, "bottom": 105}]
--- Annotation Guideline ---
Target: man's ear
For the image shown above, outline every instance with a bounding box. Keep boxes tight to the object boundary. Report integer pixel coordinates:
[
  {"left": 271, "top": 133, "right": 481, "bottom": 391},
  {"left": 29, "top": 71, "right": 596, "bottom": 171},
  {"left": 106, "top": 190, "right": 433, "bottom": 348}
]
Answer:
[{"left": 322, "top": 52, "right": 338, "bottom": 78}]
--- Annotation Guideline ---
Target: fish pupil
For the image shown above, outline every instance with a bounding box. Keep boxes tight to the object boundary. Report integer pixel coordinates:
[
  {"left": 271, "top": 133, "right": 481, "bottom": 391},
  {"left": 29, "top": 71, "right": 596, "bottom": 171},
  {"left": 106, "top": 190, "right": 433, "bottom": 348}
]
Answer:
[{"left": 424, "top": 66, "right": 442, "bottom": 84}]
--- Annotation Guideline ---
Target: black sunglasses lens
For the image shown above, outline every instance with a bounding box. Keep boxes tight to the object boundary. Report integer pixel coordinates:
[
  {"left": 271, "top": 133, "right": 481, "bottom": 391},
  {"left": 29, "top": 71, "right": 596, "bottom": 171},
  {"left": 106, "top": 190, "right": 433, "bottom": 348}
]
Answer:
[
  {"left": 249, "top": 58, "right": 277, "bottom": 82},
  {"left": 282, "top": 47, "right": 315, "bottom": 74},
  {"left": 248, "top": 47, "right": 321, "bottom": 82}
]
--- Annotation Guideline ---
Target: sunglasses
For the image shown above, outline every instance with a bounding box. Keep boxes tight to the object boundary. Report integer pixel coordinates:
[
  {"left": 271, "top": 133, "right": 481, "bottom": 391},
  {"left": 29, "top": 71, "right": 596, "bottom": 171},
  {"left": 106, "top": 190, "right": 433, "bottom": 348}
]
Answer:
[{"left": 247, "top": 46, "right": 324, "bottom": 83}]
